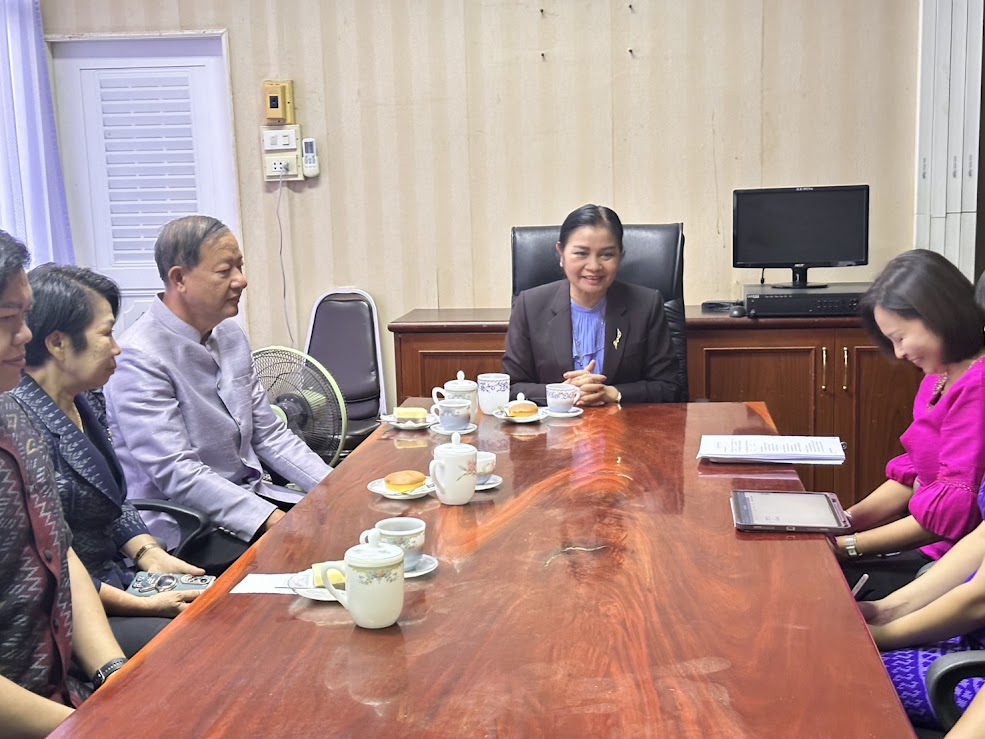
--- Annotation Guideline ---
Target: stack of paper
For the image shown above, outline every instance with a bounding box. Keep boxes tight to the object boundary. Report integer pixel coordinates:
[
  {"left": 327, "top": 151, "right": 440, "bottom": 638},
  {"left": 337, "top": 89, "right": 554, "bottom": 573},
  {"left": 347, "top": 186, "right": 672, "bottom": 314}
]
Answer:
[{"left": 697, "top": 435, "right": 845, "bottom": 465}]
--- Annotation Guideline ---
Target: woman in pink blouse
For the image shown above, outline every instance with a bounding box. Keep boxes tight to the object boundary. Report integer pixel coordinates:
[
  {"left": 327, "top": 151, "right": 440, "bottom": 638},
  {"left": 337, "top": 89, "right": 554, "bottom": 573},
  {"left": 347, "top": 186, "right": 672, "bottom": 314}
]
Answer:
[{"left": 839, "top": 249, "right": 985, "bottom": 600}]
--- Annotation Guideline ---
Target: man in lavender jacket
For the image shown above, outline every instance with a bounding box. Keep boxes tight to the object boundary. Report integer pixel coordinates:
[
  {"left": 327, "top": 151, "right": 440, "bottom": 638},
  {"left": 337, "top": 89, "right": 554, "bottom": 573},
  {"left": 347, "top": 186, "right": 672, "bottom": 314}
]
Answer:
[{"left": 104, "top": 216, "right": 332, "bottom": 572}]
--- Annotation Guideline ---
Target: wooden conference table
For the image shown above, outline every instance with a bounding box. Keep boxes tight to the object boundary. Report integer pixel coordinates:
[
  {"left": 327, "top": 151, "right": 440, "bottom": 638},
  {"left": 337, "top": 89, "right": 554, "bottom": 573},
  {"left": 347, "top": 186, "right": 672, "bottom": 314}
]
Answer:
[{"left": 54, "top": 402, "right": 912, "bottom": 737}]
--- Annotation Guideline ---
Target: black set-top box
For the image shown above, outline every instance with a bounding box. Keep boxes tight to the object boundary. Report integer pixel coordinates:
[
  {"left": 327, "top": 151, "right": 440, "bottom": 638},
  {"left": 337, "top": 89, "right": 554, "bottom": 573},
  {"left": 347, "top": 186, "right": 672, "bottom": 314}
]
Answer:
[{"left": 741, "top": 282, "right": 870, "bottom": 318}]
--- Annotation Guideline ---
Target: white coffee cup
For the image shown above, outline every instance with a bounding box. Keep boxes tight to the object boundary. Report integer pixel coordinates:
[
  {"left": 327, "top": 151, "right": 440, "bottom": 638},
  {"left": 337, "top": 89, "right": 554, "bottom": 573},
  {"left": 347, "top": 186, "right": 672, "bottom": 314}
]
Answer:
[
  {"left": 429, "top": 398, "right": 471, "bottom": 431},
  {"left": 475, "top": 451, "right": 496, "bottom": 484},
  {"left": 322, "top": 531, "right": 404, "bottom": 629},
  {"left": 546, "top": 383, "right": 579, "bottom": 413},
  {"left": 360, "top": 517, "right": 426, "bottom": 570},
  {"left": 477, "top": 372, "right": 511, "bottom": 415},
  {"left": 429, "top": 432, "right": 477, "bottom": 505},
  {"left": 432, "top": 371, "right": 478, "bottom": 422}
]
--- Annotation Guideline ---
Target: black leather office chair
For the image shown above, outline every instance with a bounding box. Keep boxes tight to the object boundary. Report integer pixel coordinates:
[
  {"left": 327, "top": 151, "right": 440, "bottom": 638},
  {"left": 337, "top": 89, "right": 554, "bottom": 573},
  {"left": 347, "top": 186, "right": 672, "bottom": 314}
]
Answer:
[
  {"left": 511, "top": 223, "right": 688, "bottom": 401},
  {"left": 305, "top": 289, "right": 388, "bottom": 459}
]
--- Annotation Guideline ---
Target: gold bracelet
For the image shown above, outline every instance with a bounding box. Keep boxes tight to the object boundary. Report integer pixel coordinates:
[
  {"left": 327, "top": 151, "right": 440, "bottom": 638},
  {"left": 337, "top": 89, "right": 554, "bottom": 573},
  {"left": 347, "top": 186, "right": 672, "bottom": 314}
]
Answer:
[{"left": 132, "top": 542, "right": 160, "bottom": 564}]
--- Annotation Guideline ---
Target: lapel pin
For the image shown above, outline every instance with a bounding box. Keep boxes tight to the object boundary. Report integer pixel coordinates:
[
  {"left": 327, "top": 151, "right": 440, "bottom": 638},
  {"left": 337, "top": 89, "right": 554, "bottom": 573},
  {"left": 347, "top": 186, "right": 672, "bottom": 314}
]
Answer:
[{"left": 613, "top": 328, "right": 622, "bottom": 350}]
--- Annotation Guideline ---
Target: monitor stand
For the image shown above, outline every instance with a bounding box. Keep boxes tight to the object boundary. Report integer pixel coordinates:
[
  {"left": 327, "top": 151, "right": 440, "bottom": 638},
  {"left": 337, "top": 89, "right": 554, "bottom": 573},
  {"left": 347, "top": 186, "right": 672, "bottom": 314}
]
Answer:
[{"left": 772, "top": 266, "right": 827, "bottom": 289}]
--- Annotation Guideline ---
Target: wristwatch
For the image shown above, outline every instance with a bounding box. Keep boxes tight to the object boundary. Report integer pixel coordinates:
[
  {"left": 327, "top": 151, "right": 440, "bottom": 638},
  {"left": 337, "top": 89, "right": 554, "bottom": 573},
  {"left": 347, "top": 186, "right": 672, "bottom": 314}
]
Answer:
[
  {"left": 92, "top": 657, "right": 128, "bottom": 689},
  {"left": 844, "top": 533, "right": 861, "bottom": 559}
]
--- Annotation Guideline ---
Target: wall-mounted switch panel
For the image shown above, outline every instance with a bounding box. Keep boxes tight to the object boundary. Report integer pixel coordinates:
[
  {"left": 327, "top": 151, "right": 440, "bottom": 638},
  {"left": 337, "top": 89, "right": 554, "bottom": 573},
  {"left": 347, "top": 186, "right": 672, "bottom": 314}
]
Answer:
[{"left": 260, "top": 124, "right": 304, "bottom": 181}]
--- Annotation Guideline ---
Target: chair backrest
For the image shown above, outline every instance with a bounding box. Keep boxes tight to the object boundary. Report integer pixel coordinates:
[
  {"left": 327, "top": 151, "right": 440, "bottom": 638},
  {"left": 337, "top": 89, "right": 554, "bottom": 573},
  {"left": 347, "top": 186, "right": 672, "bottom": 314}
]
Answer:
[
  {"left": 510, "top": 223, "right": 688, "bottom": 400},
  {"left": 304, "top": 289, "right": 388, "bottom": 421}
]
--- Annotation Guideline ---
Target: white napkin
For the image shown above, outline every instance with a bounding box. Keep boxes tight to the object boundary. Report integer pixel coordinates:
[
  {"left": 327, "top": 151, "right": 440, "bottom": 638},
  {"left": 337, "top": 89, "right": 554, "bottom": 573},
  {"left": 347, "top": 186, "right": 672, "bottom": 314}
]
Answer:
[{"left": 229, "top": 573, "right": 299, "bottom": 594}]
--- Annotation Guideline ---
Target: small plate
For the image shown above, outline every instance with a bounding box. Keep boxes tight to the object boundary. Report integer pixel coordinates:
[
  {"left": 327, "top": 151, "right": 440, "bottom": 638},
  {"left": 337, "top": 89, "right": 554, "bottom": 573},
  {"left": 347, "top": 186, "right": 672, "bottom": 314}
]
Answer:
[
  {"left": 287, "top": 570, "right": 339, "bottom": 602},
  {"left": 404, "top": 554, "right": 439, "bottom": 578},
  {"left": 381, "top": 413, "right": 437, "bottom": 431},
  {"left": 493, "top": 408, "right": 549, "bottom": 424},
  {"left": 545, "top": 406, "right": 584, "bottom": 419},
  {"left": 475, "top": 474, "right": 503, "bottom": 491},
  {"left": 430, "top": 422, "right": 478, "bottom": 435},
  {"left": 367, "top": 477, "right": 434, "bottom": 500}
]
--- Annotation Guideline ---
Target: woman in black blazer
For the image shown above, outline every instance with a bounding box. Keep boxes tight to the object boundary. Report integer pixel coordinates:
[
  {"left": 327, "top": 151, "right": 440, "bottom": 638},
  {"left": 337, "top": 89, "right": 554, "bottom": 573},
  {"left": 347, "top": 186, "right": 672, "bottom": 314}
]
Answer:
[{"left": 503, "top": 204, "right": 682, "bottom": 405}]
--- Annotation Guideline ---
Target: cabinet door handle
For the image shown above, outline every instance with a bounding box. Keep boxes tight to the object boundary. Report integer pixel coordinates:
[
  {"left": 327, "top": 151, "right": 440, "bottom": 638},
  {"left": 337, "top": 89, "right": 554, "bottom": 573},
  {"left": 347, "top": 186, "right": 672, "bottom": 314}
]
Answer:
[
  {"left": 821, "top": 347, "right": 828, "bottom": 392},
  {"left": 842, "top": 347, "right": 849, "bottom": 391}
]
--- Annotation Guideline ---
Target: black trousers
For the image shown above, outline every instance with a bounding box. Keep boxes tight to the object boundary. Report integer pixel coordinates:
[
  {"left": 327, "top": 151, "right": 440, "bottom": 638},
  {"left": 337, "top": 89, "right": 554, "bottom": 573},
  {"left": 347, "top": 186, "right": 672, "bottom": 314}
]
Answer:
[
  {"left": 841, "top": 549, "right": 934, "bottom": 601},
  {"left": 108, "top": 615, "right": 171, "bottom": 657}
]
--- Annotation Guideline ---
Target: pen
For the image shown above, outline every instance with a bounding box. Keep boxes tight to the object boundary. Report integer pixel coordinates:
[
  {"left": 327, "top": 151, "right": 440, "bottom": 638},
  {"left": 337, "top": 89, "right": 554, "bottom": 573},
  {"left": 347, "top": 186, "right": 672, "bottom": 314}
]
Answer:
[{"left": 851, "top": 573, "right": 869, "bottom": 597}]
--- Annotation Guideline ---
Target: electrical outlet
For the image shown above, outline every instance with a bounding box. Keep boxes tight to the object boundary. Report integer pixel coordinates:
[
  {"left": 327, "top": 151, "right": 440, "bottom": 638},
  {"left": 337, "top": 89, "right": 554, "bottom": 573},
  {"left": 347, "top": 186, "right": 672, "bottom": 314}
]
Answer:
[{"left": 263, "top": 153, "right": 304, "bottom": 181}]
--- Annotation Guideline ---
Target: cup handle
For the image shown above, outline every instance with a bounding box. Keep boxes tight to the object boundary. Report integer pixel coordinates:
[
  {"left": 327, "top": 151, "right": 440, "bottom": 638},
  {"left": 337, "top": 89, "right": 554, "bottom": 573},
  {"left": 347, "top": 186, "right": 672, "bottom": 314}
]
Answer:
[
  {"left": 323, "top": 563, "right": 348, "bottom": 608},
  {"left": 358, "top": 529, "right": 372, "bottom": 544},
  {"left": 429, "top": 403, "right": 441, "bottom": 417},
  {"left": 431, "top": 387, "right": 446, "bottom": 406},
  {"left": 429, "top": 459, "right": 444, "bottom": 495}
]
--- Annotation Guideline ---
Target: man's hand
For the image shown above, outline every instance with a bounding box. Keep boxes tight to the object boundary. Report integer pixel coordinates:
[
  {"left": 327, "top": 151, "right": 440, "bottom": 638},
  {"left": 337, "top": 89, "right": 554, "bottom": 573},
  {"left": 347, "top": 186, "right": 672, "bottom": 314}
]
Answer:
[{"left": 262, "top": 509, "right": 286, "bottom": 532}]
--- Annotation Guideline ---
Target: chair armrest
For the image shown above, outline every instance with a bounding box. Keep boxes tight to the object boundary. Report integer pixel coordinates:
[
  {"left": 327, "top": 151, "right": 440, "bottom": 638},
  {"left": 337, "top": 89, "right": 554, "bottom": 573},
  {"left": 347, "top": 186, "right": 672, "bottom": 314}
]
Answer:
[
  {"left": 925, "top": 650, "right": 985, "bottom": 730},
  {"left": 131, "top": 500, "right": 211, "bottom": 560}
]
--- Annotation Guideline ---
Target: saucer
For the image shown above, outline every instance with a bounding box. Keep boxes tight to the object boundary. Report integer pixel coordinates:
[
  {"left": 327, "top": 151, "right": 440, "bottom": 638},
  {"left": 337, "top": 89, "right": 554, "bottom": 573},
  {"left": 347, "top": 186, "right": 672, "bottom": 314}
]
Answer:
[
  {"left": 493, "top": 408, "right": 549, "bottom": 424},
  {"left": 381, "top": 413, "right": 437, "bottom": 431},
  {"left": 404, "top": 554, "right": 439, "bottom": 578},
  {"left": 367, "top": 478, "right": 434, "bottom": 500},
  {"left": 545, "top": 406, "right": 584, "bottom": 418},
  {"left": 475, "top": 474, "right": 503, "bottom": 491},
  {"left": 430, "top": 422, "right": 478, "bottom": 435},
  {"left": 287, "top": 570, "right": 339, "bottom": 602}
]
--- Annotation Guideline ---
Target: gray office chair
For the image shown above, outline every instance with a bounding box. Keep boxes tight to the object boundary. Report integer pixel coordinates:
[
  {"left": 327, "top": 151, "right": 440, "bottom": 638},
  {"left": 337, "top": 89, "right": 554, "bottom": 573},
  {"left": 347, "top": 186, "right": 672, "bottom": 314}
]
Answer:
[
  {"left": 131, "top": 500, "right": 210, "bottom": 559},
  {"left": 511, "top": 223, "right": 688, "bottom": 401},
  {"left": 924, "top": 650, "right": 985, "bottom": 732},
  {"left": 305, "top": 289, "right": 387, "bottom": 459}
]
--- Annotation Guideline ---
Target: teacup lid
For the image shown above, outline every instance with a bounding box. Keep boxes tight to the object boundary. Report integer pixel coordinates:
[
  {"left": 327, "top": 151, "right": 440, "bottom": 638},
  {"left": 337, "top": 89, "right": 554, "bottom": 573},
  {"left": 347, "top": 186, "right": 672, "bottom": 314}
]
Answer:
[
  {"left": 445, "top": 370, "right": 477, "bottom": 392},
  {"left": 434, "top": 431, "right": 477, "bottom": 455},
  {"left": 345, "top": 529, "right": 404, "bottom": 568}
]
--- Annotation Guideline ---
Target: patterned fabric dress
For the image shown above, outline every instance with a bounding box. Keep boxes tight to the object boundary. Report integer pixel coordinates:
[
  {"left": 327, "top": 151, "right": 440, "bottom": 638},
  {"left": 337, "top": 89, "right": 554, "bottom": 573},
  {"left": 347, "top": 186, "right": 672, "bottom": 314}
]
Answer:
[{"left": 882, "top": 479, "right": 985, "bottom": 728}]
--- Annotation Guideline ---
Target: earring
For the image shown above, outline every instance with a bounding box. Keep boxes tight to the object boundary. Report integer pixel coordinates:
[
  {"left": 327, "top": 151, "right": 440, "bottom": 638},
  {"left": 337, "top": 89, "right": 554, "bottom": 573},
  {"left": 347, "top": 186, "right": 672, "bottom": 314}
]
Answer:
[{"left": 559, "top": 260, "right": 563, "bottom": 267}]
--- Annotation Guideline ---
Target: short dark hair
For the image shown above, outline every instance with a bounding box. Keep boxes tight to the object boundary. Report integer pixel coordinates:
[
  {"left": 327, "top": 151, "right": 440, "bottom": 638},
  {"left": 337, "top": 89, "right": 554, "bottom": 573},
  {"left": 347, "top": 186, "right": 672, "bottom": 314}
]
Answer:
[
  {"left": 0, "top": 230, "right": 30, "bottom": 294},
  {"left": 25, "top": 264, "right": 121, "bottom": 367},
  {"left": 558, "top": 204, "right": 624, "bottom": 252},
  {"left": 860, "top": 249, "right": 985, "bottom": 363},
  {"left": 154, "top": 215, "right": 230, "bottom": 282}
]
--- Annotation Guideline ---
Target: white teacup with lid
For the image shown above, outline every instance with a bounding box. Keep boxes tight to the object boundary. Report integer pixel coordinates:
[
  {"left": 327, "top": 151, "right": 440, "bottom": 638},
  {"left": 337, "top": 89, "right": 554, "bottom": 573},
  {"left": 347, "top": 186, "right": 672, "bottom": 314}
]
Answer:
[
  {"left": 323, "top": 530, "right": 405, "bottom": 629},
  {"left": 432, "top": 370, "right": 479, "bottom": 422},
  {"left": 429, "top": 431, "right": 477, "bottom": 505}
]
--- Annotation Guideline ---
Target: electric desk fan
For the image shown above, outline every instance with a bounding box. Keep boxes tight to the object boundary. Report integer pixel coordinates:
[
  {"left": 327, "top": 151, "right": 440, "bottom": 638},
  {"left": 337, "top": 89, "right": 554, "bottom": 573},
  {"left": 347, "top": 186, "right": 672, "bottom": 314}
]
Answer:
[{"left": 252, "top": 346, "right": 348, "bottom": 467}]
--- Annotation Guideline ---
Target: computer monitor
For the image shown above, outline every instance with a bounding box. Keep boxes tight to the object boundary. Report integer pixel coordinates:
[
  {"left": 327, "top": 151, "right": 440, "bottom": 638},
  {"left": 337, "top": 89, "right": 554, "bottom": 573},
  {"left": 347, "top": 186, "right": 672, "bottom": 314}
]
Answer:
[{"left": 732, "top": 184, "right": 869, "bottom": 289}]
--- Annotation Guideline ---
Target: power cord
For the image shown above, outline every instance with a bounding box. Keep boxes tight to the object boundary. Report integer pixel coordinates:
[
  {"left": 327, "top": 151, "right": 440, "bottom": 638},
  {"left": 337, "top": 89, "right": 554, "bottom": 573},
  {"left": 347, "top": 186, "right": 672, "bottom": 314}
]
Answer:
[
  {"left": 760, "top": 268, "right": 765, "bottom": 285},
  {"left": 274, "top": 173, "right": 296, "bottom": 347}
]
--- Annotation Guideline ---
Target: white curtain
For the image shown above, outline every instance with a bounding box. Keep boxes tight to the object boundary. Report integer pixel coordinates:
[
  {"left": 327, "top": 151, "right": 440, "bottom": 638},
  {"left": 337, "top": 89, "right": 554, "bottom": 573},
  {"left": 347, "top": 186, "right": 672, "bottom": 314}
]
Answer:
[{"left": 0, "top": 0, "right": 74, "bottom": 264}]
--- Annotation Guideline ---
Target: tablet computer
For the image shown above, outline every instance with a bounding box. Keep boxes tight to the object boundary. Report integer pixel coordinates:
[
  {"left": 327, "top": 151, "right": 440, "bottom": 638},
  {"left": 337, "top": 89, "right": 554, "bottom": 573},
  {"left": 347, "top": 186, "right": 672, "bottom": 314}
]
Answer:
[{"left": 730, "top": 490, "right": 851, "bottom": 533}]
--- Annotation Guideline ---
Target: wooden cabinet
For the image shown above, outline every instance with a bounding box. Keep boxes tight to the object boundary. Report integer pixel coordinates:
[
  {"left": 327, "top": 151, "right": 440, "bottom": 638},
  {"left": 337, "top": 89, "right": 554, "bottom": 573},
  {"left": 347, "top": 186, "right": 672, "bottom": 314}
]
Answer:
[
  {"left": 389, "top": 309, "right": 510, "bottom": 402},
  {"left": 687, "top": 319, "right": 922, "bottom": 507},
  {"left": 390, "top": 307, "right": 923, "bottom": 507}
]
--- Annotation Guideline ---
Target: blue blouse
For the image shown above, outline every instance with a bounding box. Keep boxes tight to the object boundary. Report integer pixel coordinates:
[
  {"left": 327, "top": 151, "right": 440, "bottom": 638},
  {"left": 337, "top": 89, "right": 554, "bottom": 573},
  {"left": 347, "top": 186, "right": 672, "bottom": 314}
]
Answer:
[{"left": 571, "top": 298, "right": 606, "bottom": 373}]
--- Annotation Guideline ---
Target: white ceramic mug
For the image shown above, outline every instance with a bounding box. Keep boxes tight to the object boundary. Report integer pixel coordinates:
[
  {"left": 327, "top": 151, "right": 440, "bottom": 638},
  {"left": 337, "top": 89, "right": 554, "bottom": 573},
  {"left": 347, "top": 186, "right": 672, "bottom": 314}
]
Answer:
[
  {"left": 475, "top": 451, "right": 496, "bottom": 484},
  {"left": 323, "top": 531, "right": 404, "bottom": 629},
  {"left": 429, "top": 432, "right": 477, "bottom": 505},
  {"left": 432, "top": 371, "right": 478, "bottom": 422},
  {"left": 477, "top": 372, "right": 511, "bottom": 415},
  {"left": 360, "top": 517, "right": 426, "bottom": 570},
  {"left": 429, "top": 398, "right": 471, "bottom": 431},
  {"left": 546, "top": 383, "right": 579, "bottom": 413}
]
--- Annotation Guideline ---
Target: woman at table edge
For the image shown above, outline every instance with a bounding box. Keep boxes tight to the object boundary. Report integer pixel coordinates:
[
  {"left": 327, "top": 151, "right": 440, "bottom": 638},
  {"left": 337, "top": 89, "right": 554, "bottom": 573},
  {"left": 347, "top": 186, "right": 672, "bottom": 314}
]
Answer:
[
  {"left": 861, "top": 474, "right": 985, "bottom": 729},
  {"left": 502, "top": 204, "right": 682, "bottom": 406},
  {"left": 837, "top": 249, "right": 985, "bottom": 598}
]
